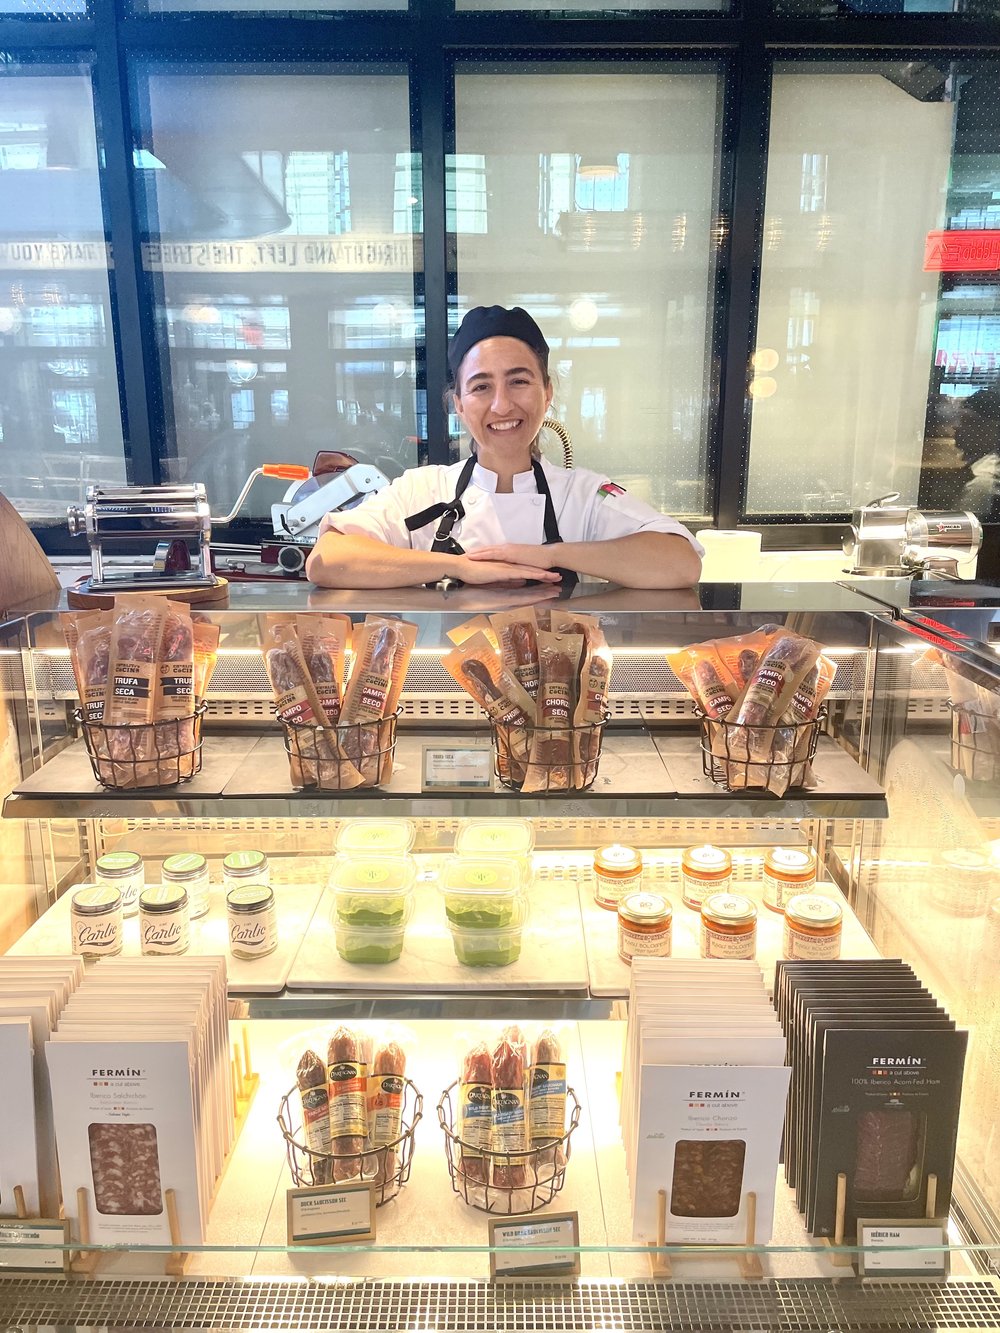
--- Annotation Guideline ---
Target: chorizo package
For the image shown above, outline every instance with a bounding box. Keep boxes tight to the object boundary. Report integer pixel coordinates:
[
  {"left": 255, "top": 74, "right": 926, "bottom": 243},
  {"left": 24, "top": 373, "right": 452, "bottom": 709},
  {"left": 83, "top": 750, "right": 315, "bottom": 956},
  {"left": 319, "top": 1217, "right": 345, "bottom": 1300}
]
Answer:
[
  {"left": 297, "top": 1049, "right": 333, "bottom": 1185},
  {"left": 777, "top": 652, "right": 836, "bottom": 791},
  {"left": 261, "top": 615, "right": 331, "bottom": 787},
  {"left": 458, "top": 1042, "right": 494, "bottom": 1186},
  {"left": 297, "top": 614, "right": 351, "bottom": 725},
  {"left": 490, "top": 610, "right": 541, "bottom": 701},
  {"left": 326, "top": 1026, "right": 368, "bottom": 1182},
  {"left": 492, "top": 1025, "right": 529, "bottom": 1189},
  {"left": 447, "top": 615, "right": 499, "bottom": 654},
  {"left": 529, "top": 1029, "right": 567, "bottom": 1169},
  {"left": 520, "top": 630, "right": 584, "bottom": 793},
  {"left": 368, "top": 1040, "right": 407, "bottom": 1188},
  {"left": 442, "top": 633, "right": 534, "bottom": 783},
  {"left": 714, "top": 625, "right": 782, "bottom": 694},
  {"left": 63, "top": 610, "right": 112, "bottom": 726},
  {"left": 671, "top": 640, "right": 739, "bottom": 720},
  {"left": 727, "top": 634, "right": 821, "bottom": 791},
  {"left": 155, "top": 603, "right": 197, "bottom": 773}
]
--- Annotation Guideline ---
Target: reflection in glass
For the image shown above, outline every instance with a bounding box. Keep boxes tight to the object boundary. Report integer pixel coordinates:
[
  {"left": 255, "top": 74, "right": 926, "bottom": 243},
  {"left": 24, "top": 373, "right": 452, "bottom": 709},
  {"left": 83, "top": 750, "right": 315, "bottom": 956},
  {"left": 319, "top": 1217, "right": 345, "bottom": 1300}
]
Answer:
[
  {"left": 453, "top": 65, "right": 725, "bottom": 521},
  {"left": 747, "top": 62, "right": 1000, "bottom": 521},
  {"left": 138, "top": 70, "right": 420, "bottom": 519},
  {"left": 0, "top": 71, "right": 125, "bottom": 521}
]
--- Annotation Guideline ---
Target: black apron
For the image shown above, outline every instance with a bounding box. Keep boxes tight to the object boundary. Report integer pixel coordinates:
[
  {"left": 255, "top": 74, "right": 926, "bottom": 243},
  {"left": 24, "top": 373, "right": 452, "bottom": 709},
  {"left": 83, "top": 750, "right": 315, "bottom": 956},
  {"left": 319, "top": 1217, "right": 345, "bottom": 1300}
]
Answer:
[{"left": 404, "top": 457, "right": 577, "bottom": 589}]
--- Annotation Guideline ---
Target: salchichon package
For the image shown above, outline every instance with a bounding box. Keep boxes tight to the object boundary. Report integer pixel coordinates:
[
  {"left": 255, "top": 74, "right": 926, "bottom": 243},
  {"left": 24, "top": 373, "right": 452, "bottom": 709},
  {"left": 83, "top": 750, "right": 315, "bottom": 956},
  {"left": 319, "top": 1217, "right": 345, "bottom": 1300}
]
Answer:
[
  {"left": 671, "top": 625, "right": 835, "bottom": 795},
  {"left": 442, "top": 611, "right": 612, "bottom": 792},
  {"left": 261, "top": 614, "right": 416, "bottom": 789},
  {"left": 61, "top": 598, "right": 219, "bottom": 788}
]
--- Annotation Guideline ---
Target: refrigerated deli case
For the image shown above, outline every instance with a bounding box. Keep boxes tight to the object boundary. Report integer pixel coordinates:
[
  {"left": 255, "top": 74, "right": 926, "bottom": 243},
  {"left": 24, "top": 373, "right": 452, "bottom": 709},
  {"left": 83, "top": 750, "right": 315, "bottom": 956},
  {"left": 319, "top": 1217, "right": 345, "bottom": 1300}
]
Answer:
[{"left": 1, "top": 587, "right": 1000, "bottom": 1333}]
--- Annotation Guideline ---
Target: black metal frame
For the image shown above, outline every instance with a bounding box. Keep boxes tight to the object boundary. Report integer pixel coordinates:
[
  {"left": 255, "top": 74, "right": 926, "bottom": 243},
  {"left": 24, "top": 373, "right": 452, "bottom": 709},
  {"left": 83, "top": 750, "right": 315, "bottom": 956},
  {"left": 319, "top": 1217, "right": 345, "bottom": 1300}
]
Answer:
[{"left": 3, "top": 0, "right": 1000, "bottom": 557}]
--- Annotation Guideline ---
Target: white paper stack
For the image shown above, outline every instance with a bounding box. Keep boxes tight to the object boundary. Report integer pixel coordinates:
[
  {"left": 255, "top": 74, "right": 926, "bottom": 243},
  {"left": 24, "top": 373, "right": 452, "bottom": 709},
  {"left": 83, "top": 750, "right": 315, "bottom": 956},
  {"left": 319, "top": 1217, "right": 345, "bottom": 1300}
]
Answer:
[
  {"left": 45, "top": 956, "right": 232, "bottom": 1248},
  {"left": 0, "top": 956, "right": 85, "bottom": 1217},
  {"left": 622, "top": 958, "right": 790, "bottom": 1246}
]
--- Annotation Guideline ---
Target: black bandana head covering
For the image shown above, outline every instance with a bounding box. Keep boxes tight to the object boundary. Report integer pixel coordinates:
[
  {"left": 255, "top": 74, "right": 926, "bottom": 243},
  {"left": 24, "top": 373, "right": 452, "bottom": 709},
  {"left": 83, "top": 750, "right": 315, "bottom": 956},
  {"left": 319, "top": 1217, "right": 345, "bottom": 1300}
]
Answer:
[{"left": 448, "top": 305, "right": 549, "bottom": 383}]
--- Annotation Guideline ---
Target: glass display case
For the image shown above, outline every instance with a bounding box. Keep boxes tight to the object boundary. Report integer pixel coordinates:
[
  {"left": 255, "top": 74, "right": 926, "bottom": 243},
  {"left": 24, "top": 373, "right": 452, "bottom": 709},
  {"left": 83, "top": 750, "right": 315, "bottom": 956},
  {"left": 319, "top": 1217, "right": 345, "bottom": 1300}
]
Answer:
[{"left": 1, "top": 586, "right": 999, "bottom": 1331}]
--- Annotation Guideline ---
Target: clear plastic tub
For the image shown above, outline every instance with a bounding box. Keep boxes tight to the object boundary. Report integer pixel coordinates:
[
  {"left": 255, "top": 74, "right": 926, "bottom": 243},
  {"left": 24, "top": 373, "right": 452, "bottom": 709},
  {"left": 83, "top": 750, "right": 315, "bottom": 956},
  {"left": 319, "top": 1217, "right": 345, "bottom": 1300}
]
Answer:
[
  {"left": 336, "top": 819, "right": 417, "bottom": 856},
  {"left": 439, "top": 857, "right": 524, "bottom": 930},
  {"left": 454, "top": 820, "right": 535, "bottom": 880},
  {"left": 334, "top": 918, "right": 408, "bottom": 965},
  {"left": 330, "top": 856, "right": 417, "bottom": 929},
  {"left": 449, "top": 922, "right": 525, "bottom": 968}
]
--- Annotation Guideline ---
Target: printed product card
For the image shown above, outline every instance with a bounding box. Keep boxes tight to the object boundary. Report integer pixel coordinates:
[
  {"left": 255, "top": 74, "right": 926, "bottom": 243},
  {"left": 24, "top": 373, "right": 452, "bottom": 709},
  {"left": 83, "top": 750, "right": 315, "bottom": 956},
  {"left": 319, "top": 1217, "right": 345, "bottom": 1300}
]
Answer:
[
  {"left": 0, "top": 1018, "right": 40, "bottom": 1217},
  {"left": 632, "top": 1063, "right": 790, "bottom": 1244}
]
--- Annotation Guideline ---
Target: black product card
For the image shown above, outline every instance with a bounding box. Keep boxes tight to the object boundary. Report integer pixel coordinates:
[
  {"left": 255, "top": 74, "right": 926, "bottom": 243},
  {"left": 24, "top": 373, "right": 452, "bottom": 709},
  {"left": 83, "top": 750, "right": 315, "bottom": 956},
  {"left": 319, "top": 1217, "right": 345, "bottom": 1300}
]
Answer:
[{"left": 811, "top": 1027, "right": 967, "bottom": 1240}]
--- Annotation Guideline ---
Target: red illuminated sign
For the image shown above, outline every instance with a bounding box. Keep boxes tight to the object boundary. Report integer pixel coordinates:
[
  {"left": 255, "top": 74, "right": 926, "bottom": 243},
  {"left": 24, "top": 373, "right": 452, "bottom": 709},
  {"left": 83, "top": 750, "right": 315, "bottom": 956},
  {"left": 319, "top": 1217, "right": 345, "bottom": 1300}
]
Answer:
[{"left": 924, "top": 230, "right": 1000, "bottom": 272}]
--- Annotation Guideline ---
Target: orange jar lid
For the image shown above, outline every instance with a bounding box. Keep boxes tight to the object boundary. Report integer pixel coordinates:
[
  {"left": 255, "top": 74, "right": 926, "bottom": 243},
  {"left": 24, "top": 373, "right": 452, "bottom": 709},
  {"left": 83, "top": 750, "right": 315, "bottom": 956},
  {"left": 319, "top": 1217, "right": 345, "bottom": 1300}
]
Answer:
[
  {"left": 701, "top": 892, "right": 757, "bottom": 928},
  {"left": 595, "top": 843, "right": 642, "bottom": 876},
  {"left": 764, "top": 847, "right": 816, "bottom": 881},
  {"left": 682, "top": 844, "right": 732, "bottom": 880}
]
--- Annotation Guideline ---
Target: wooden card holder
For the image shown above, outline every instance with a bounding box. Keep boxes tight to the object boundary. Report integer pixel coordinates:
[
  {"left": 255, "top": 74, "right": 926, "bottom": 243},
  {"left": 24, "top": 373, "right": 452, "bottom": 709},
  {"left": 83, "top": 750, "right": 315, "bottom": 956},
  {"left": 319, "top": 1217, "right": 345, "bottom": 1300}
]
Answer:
[
  {"left": 821, "top": 1170, "right": 940, "bottom": 1270},
  {"left": 71, "top": 1026, "right": 259, "bottom": 1278},
  {"left": 647, "top": 1188, "right": 764, "bottom": 1281}
]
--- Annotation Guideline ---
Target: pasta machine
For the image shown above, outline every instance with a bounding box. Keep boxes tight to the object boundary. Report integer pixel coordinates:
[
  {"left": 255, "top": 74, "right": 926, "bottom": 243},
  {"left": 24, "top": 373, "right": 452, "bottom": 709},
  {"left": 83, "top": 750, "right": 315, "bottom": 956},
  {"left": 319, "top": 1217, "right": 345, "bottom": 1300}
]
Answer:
[{"left": 843, "top": 493, "right": 983, "bottom": 578}]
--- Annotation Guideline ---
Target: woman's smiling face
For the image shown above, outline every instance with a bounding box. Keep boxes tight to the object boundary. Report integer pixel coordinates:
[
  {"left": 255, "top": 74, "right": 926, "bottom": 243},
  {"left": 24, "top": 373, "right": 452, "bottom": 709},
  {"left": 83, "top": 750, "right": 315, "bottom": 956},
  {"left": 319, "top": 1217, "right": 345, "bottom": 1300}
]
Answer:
[{"left": 453, "top": 336, "right": 553, "bottom": 467}]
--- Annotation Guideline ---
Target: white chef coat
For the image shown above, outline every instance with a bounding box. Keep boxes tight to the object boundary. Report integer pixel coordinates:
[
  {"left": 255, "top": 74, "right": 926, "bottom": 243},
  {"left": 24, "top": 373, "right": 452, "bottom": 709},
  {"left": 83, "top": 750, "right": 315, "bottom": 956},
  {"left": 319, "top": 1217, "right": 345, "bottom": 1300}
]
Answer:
[{"left": 319, "top": 455, "right": 704, "bottom": 558}]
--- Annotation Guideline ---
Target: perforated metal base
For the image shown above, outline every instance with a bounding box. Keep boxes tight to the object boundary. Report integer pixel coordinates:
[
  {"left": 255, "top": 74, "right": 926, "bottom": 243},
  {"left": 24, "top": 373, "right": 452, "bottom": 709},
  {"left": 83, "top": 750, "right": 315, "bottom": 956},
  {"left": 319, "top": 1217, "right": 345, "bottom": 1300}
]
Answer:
[{"left": 1, "top": 1277, "right": 999, "bottom": 1331}]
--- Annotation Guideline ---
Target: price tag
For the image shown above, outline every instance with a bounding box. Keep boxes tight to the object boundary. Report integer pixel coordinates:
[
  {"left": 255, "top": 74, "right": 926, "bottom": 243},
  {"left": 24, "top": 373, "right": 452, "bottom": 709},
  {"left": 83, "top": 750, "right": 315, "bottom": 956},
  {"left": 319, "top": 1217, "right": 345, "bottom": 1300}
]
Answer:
[
  {"left": 857, "top": 1218, "right": 949, "bottom": 1278},
  {"left": 422, "top": 744, "right": 494, "bottom": 792},
  {"left": 0, "top": 1218, "right": 70, "bottom": 1273},
  {"left": 488, "top": 1211, "right": 581, "bottom": 1279},
  {"left": 286, "top": 1182, "right": 375, "bottom": 1247}
]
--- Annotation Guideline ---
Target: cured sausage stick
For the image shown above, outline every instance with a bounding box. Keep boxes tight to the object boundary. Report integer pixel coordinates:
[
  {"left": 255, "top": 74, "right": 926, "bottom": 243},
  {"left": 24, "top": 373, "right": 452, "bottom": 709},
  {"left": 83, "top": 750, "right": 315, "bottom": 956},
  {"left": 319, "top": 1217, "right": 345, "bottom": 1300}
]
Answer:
[
  {"left": 368, "top": 1041, "right": 407, "bottom": 1188},
  {"left": 529, "top": 1029, "right": 567, "bottom": 1169},
  {"left": 458, "top": 1043, "right": 493, "bottom": 1186},
  {"left": 492, "top": 1026, "right": 529, "bottom": 1189},
  {"left": 327, "top": 1026, "right": 368, "bottom": 1182},
  {"left": 296, "top": 1049, "right": 333, "bottom": 1185}
]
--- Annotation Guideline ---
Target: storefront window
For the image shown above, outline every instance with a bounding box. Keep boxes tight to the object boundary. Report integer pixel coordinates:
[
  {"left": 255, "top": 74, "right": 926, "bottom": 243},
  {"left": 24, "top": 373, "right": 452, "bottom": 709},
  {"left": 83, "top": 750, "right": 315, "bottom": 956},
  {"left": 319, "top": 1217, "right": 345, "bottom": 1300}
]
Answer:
[
  {"left": 0, "top": 69, "right": 126, "bottom": 523},
  {"left": 135, "top": 67, "right": 420, "bottom": 521},
  {"left": 746, "top": 59, "right": 1000, "bottom": 522},
  {"left": 453, "top": 62, "right": 727, "bottom": 521}
]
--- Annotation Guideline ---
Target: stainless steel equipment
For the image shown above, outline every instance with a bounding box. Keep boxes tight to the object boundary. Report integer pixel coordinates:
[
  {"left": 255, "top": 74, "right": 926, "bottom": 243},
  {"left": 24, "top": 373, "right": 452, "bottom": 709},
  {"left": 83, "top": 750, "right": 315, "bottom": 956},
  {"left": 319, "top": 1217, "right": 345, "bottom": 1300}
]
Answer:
[{"left": 843, "top": 493, "right": 983, "bottom": 578}]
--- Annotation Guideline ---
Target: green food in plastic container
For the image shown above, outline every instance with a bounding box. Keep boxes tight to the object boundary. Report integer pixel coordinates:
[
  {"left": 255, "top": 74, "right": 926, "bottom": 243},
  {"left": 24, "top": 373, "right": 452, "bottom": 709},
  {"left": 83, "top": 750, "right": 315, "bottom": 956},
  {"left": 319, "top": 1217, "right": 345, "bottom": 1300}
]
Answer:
[
  {"left": 450, "top": 925, "right": 524, "bottom": 967},
  {"left": 334, "top": 920, "right": 406, "bottom": 964},
  {"left": 444, "top": 895, "right": 517, "bottom": 930},
  {"left": 335, "top": 891, "right": 409, "bottom": 928}
]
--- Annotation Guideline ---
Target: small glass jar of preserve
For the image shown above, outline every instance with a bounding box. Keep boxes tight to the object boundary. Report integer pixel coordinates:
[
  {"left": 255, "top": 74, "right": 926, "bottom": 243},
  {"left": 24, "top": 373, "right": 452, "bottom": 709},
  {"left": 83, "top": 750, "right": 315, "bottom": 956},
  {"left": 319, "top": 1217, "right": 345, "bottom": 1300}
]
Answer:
[{"left": 700, "top": 892, "right": 757, "bottom": 960}]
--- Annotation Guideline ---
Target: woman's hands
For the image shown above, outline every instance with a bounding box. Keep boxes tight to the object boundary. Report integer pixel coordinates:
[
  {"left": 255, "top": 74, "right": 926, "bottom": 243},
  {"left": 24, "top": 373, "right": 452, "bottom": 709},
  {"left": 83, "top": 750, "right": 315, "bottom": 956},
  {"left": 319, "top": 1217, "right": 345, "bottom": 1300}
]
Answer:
[
  {"left": 455, "top": 551, "right": 560, "bottom": 586},
  {"left": 464, "top": 544, "right": 557, "bottom": 572}
]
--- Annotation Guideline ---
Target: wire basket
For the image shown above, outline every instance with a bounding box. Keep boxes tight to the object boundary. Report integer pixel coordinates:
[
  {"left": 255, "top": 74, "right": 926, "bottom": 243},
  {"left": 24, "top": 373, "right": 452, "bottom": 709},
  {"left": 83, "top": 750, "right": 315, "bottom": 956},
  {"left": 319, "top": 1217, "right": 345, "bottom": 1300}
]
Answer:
[
  {"left": 277, "top": 1078, "right": 422, "bottom": 1207},
  {"left": 76, "top": 705, "right": 207, "bottom": 790},
  {"left": 698, "top": 707, "right": 826, "bottom": 795},
  {"left": 949, "top": 700, "right": 1000, "bottom": 783},
  {"left": 490, "top": 718, "right": 606, "bottom": 793},
  {"left": 437, "top": 1081, "right": 581, "bottom": 1215},
  {"left": 280, "top": 711, "right": 399, "bottom": 790}
]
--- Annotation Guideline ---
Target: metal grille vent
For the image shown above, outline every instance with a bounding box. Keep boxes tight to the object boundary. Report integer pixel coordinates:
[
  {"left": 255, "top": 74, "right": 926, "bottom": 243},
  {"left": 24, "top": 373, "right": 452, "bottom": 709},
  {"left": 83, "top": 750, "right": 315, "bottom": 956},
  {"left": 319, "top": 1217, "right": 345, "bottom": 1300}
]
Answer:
[{"left": 1, "top": 1277, "right": 999, "bottom": 1331}]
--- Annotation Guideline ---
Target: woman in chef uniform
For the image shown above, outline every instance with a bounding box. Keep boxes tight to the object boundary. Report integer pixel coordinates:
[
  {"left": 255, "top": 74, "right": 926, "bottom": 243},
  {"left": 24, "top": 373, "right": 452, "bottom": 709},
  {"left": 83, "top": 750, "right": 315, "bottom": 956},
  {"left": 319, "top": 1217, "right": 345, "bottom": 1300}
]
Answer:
[{"left": 306, "top": 306, "right": 703, "bottom": 590}]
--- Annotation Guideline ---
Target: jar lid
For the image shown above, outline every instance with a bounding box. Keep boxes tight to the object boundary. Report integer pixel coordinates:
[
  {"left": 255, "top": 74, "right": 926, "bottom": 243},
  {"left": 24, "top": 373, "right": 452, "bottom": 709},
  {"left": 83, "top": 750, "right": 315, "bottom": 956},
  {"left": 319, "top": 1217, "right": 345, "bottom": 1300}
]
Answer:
[
  {"left": 72, "top": 884, "right": 121, "bottom": 914},
  {"left": 96, "top": 851, "right": 142, "bottom": 876},
  {"left": 227, "top": 885, "right": 274, "bottom": 912},
  {"left": 595, "top": 843, "right": 642, "bottom": 873},
  {"left": 163, "top": 853, "right": 207, "bottom": 877},
  {"left": 223, "top": 851, "right": 267, "bottom": 872},
  {"left": 619, "top": 892, "right": 671, "bottom": 925},
  {"left": 941, "top": 849, "right": 990, "bottom": 873},
  {"left": 701, "top": 892, "right": 757, "bottom": 927},
  {"left": 784, "top": 893, "right": 843, "bottom": 929},
  {"left": 140, "top": 884, "right": 188, "bottom": 913},
  {"left": 765, "top": 847, "right": 816, "bottom": 878},
  {"left": 682, "top": 844, "right": 732, "bottom": 878},
  {"left": 440, "top": 857, "right": 522, "bottom": 895},
  {"left": 455, "top": 818, "right": 535, "bottom": 857},
  {"left": 336, "top": 820, "right": 416, "bottom": 854}
]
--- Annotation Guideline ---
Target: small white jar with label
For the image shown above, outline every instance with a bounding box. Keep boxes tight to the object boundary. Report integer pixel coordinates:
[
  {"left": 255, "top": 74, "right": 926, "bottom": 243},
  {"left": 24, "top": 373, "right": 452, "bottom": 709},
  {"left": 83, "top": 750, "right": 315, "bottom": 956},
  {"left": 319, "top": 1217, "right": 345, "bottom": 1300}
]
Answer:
[
  {"left": 700, "top": 892, "right": 758, "bottom": 960},
  {"left": 222, "top": 850, "right": 270, "bottom": 887},
  {"left": 227, "top": 885, "right": 278, "bottom": 960},
  {"left": 95, "top": 851, "right": 144, "bottom": 919},
  {"left": 71, "top": 884, "right": 123, "bottom": 958},
  {"left": 139, "top": 884, "right": 190, "bottom": 956},
  {"left": 162, "top": 852, "right": 210, "bottom": 919},
  {"left": 618, "top": 892, "right": 672, "bottom": 964}
]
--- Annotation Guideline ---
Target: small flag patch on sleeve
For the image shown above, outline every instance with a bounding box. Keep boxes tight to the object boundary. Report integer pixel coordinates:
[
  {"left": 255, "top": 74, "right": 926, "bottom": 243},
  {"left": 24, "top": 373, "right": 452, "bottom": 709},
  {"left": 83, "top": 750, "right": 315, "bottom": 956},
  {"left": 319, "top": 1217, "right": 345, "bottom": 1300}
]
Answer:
[{"left": 597, "top": 482, "right": 627, "bottom": 500}]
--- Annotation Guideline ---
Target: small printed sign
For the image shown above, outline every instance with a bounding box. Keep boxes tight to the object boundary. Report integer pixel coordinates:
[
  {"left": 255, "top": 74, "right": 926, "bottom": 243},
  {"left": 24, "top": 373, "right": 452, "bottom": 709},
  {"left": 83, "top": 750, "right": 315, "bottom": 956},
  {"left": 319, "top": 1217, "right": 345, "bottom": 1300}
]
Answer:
[
  {"left": 857, "top": 1219, "right": 950, "bottom": 1279},
  {"left": 286, "top": 1182, "right": 376, "bottom": 1247},
  {"left": 0, "top": 1218, "right": 70, "bottom": 1272},
  {"left": 488, "top": 1211, "right": 581, "bottom": 1279},
  {"left": 421, "top": 744, "right": 494, "bottom": 792}
]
